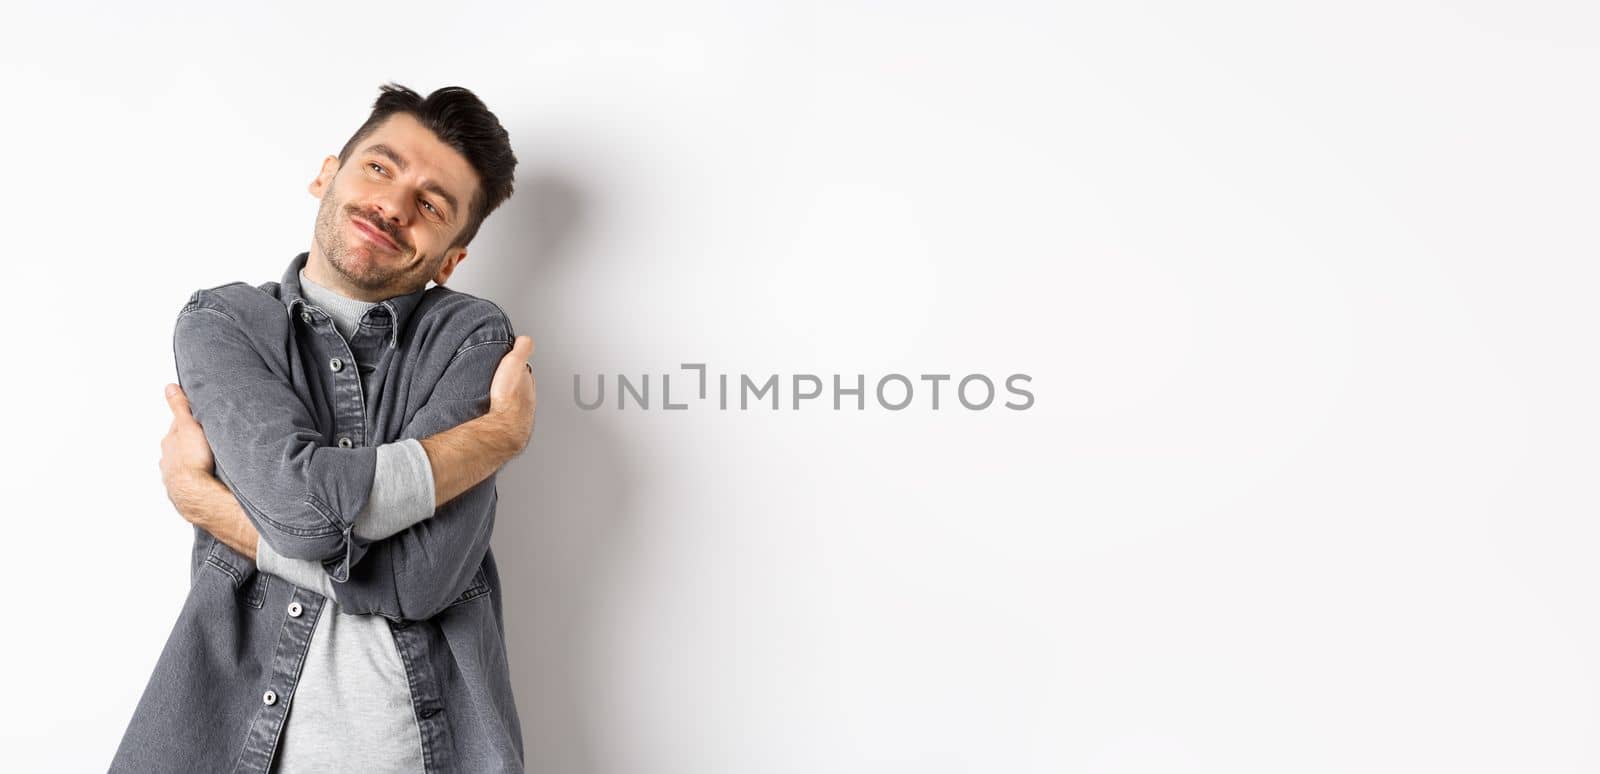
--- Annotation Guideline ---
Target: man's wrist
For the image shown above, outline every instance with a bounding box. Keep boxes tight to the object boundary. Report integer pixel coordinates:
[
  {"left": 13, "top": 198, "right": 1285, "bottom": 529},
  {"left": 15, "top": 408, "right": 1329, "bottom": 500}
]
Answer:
[
  {"left": 166, "top": 469, "right": 215, "bottom": 526},
  {"left": 473, "top": 410, "right": 526, "bottom": 461},
  {"left": 177, "top": 472, "right": 259, "bottom": 561}
]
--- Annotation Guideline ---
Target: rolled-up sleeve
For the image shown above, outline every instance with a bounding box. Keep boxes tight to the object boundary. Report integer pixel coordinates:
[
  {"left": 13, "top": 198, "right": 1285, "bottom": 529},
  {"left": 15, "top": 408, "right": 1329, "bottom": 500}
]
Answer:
[
  {"left": 255, "top": 438, "right": 437, "bottom": 600},
  {"left": 173, "top": 290, "right": 378, "bottom": 581},
  {"left": 354, "top": 438, "right": 437, "bottom": 541}
]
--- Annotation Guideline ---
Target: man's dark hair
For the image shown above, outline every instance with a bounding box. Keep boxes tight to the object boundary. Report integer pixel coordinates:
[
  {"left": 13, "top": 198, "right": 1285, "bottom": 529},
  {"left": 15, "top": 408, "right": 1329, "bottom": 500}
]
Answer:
[{"left": 337, "top": 82, "right": 517, "bottom": 249}]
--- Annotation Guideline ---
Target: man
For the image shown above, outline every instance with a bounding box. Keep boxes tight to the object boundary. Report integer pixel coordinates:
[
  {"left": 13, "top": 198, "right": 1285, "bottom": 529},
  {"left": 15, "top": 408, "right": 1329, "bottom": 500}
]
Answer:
[{"left": 112, "top": 84, "right": 535, "bottom": 773}]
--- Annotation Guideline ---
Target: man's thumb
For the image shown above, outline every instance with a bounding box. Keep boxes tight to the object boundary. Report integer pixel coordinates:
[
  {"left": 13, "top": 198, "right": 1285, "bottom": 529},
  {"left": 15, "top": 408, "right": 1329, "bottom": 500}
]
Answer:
[{"left": 165, "top": 383, "right": 190, "bottom": 416}]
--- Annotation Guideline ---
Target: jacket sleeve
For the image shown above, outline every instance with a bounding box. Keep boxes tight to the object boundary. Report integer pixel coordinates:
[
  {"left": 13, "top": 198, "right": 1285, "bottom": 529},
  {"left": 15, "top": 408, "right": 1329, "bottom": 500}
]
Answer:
[
  {"left": 254, "top": 439, "right": 436, "bottom": 600},
  {"left": 327, "top": 316, "right": 516, "bottom": 621},
  {"left": 173, "top": 289, "right": 379, "bottom": 581}
]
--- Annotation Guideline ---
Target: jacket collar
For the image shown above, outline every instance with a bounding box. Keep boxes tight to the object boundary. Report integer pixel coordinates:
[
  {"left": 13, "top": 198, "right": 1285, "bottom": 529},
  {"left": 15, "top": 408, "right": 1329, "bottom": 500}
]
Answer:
[{"left": 280, "top": 251, "right": 427, "bottom": 349}]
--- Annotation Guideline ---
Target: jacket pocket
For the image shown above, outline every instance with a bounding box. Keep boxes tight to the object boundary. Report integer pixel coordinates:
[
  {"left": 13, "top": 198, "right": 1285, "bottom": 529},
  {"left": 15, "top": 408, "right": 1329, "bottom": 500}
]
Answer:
[
  {"left": 444, "top": 566, "right": 491, "bottom": 610},
  {"left": 202, "top": 538, "right": 268, "bottom": 608}
]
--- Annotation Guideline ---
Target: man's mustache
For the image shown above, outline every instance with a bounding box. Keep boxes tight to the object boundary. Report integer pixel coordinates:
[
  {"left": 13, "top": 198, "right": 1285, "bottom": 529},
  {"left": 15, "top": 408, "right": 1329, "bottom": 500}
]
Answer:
[{"left": 349, "top": 209, "right": 408, "bottom": 251}]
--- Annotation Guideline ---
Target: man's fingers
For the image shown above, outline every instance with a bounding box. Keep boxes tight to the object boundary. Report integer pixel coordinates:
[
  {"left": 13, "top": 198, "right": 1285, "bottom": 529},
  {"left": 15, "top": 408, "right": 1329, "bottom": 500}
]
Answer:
[
  {"left": 164, "top": 383, "right": 193, "bottom": 419},
  {"left": 510, "top": 335, "right": 533, "bottom": 363},
  {"left": 501, "top": 336, "right": 534, "bottom": 377}
]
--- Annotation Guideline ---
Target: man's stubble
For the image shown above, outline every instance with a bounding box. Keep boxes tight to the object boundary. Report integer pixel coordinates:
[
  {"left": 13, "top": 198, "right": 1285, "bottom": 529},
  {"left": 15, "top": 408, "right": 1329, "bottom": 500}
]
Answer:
[{"left": 312, "top": 177, "right": 445, "bottom": 298}]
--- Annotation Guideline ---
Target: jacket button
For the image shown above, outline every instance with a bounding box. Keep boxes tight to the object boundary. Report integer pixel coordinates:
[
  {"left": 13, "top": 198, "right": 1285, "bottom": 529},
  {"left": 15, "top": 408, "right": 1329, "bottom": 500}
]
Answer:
[
  {"left": 300, "top": 311, "right": 312, "bottom": 324},
  {"left": 287, "top": 602, "right": 303, "bottom": 618},
  {"left": 337, "top": 437, "right": 353, "bottom": 448},
  {"left": 262, "top": 690, "right": 278, "bottom": 706},
  {"left": 329, "top": 357, "right": 344, "bottom": 372}
]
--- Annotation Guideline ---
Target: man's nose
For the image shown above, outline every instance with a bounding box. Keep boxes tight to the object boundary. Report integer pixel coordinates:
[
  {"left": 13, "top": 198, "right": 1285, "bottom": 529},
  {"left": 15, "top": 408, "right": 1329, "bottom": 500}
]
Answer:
[{"left": 371, "top": 188, "right": 412, "bottom": 227}]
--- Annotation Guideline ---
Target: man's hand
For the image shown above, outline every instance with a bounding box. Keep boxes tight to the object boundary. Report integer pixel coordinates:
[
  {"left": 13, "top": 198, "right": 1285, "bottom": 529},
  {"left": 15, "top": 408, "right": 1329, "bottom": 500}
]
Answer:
[
  {"left": 419, "top": 335, "right": 538, "bottom": 508},
  {"left": 487, "top": 335, "right": 537, "bottom": 454},
  {"left": 160, "top": 383, "right": 217, "bottom": 517},
  {"left": 161, "top": 383, "right": 259, "bottom": 560}
]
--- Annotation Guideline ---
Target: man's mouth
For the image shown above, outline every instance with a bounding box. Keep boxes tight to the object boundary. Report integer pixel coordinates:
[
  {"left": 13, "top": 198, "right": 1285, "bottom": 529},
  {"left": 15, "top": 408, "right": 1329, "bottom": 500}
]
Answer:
[{"left": 350, "top": 215, "right": 401, "bottom": 252}]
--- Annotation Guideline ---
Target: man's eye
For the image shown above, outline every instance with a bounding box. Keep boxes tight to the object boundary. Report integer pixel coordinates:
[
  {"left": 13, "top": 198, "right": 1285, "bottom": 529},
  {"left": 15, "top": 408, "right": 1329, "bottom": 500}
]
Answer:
[
  {"left": 421, "top": 200, "right": 438, "bottom": 215},
  {"left": 368, "top": 162, "right": 385, "bottom": 174}
]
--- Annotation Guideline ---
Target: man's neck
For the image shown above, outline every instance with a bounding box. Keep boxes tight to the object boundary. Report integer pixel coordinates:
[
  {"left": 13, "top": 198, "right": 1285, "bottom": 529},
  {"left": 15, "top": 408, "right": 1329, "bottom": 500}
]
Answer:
[{"left": 298, "top": 267, "right": 380, "bottom": 345}]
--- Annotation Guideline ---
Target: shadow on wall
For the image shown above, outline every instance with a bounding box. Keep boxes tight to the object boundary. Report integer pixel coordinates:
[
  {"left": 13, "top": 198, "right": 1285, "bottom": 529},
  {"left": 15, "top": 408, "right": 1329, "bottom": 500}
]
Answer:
[{"left": 469, "top": 168, "right": 635, "bottom": 774}]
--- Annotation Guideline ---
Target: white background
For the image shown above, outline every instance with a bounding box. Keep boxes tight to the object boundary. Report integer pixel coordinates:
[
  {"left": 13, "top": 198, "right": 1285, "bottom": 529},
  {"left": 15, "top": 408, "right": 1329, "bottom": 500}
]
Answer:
[{"left": 2, "top": 1, "right": 1596, "bottom": 771}]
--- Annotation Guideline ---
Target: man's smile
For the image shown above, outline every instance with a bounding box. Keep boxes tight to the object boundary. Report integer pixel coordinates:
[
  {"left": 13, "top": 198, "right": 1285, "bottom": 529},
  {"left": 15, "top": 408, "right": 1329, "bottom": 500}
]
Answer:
[{"left": 349, "top": 213, "right": 402, "bottom": 252}]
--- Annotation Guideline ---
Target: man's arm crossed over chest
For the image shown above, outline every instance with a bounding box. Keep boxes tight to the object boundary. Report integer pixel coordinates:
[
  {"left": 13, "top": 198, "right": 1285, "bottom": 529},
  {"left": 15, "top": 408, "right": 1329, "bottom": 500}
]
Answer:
[{"left": 163, "top": 286, "right": 536, "bottom": 616}]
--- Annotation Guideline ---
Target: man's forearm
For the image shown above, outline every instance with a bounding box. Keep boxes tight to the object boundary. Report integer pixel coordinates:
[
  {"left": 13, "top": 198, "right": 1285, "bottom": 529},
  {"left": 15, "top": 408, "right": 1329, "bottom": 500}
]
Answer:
[
  {"left": 420, "top": 410, "right": 524, "bottom": 508},
  {"left": 173, "top": 473, "right": 259, "bottom": 561},
  {"left": 172, "top": 410, "right": 519, "bottom": 563}
]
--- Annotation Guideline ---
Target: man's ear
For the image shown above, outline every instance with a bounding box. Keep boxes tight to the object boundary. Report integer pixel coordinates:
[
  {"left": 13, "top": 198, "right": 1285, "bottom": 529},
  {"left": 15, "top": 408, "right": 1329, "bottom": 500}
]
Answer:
[
  {"left": 432, "top": 248, "right": 468, "bottom": 285},
  {"left": 308, "top": 155, "right": 340, "bottom": 199}
]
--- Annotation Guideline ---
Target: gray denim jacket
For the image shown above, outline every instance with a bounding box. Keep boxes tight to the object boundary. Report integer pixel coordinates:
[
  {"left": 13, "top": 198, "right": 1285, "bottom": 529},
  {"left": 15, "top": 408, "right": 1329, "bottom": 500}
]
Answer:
[{"left": 112, "top": 252, "right": 525, "bottom": 773}]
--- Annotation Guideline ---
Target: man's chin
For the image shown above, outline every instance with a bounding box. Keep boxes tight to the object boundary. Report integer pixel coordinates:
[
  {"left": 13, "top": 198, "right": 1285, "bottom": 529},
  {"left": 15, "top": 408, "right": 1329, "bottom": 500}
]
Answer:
[
  {"left": 337, "top": 252, "right": 418, "bottom": 291},
  {"left": 340, "top": 242, "right": 403, "bottom": 265}
]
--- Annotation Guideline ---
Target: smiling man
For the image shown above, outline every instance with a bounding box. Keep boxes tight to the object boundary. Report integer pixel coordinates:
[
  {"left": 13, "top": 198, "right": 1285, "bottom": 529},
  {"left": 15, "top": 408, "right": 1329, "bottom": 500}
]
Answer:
[{"left": 112, "top": 84, "right": 535, "bottom": 773}]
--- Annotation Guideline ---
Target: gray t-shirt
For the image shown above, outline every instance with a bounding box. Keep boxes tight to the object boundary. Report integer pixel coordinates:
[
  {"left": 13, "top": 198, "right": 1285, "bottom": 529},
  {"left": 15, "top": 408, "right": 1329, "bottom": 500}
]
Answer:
[{"left": 254, "top": 268, "right": 437, "bottom": 773}]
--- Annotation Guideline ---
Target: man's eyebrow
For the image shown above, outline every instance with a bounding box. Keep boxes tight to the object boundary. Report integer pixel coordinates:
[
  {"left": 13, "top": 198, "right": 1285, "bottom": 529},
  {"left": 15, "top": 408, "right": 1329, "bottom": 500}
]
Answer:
[
  {"left": 361, "top": 143, "right": 461, "bottom": 218},
  {"left": 362, "top": 143, "right": 405, "bottom": 171}
]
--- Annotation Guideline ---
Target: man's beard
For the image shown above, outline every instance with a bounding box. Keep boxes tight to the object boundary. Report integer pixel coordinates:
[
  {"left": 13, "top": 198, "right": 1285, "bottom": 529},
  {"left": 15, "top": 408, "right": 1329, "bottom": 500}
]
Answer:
[{"left": 312, "top": 179, "right": 436, "bottom": 296}]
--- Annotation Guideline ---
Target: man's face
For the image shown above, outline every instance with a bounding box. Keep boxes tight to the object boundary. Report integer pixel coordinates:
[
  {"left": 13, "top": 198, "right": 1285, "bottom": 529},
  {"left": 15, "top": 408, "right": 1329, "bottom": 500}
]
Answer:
[{"left": 307, "top": 112, "right": 481, "bottom": 300}]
